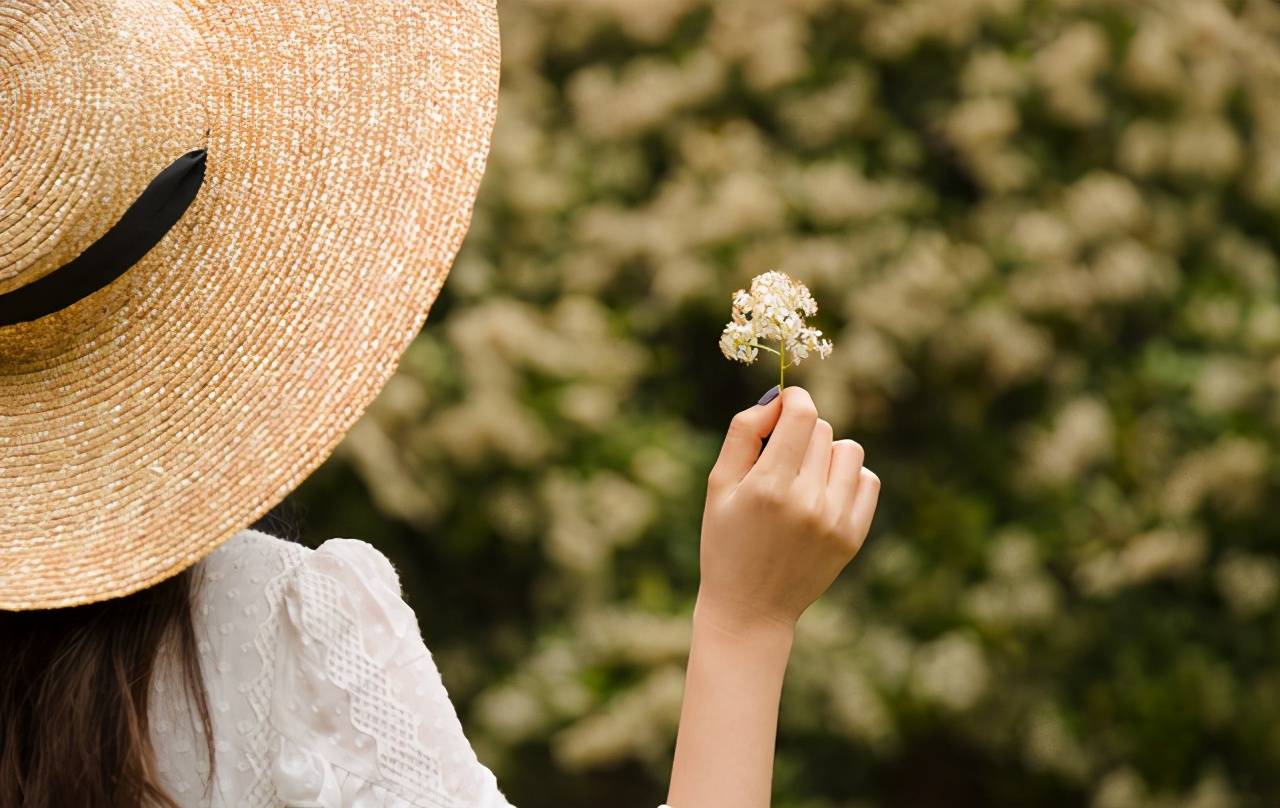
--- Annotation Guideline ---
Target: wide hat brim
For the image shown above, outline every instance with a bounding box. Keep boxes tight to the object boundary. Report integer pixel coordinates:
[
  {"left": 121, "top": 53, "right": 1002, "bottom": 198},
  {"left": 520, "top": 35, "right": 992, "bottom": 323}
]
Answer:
[{"left": 0, "top": 0, "right": 500, "bottom": 609}]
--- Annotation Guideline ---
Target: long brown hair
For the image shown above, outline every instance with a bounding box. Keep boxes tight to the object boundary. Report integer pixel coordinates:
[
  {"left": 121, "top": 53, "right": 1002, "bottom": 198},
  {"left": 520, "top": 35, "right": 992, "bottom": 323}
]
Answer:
[{"left": 0, "top": 564, "right": 215, "bottom": 807}]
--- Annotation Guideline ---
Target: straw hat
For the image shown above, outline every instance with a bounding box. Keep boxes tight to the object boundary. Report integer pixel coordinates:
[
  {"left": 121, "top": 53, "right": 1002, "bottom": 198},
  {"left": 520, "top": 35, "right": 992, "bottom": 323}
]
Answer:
[{"left": 0, "top": 0, "right": 500, "bottom": 609}]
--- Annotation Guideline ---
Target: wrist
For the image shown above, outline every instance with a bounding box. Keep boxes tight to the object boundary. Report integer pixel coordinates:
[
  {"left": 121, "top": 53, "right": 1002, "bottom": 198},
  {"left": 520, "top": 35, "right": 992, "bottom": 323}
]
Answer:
[{"left": 692, "top": 589, "right": 797, "bottom": 651}]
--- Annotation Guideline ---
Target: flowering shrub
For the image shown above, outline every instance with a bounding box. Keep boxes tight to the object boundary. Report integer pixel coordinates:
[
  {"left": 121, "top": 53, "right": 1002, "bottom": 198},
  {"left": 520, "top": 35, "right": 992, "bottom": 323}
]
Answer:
[{"left": 295, "top": 0, "right": 1280, "bottom": 805}]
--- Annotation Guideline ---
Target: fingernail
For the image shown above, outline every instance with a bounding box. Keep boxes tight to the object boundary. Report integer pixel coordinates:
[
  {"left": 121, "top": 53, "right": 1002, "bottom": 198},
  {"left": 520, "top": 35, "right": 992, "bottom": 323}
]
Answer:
[{"left": 757, "top": 385, "right": 780, "bottom": 406}]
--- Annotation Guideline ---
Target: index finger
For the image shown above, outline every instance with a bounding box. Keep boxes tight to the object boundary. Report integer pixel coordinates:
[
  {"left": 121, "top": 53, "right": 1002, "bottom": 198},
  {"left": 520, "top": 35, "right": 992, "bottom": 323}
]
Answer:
[{"left": 751, "top": 385, "right": 818, "bottom": 479}]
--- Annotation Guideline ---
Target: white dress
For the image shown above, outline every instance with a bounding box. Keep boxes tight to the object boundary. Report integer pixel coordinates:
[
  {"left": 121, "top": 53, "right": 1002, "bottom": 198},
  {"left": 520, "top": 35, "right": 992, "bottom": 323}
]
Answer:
[{"left": 150, "top": 528, "right": 677, "bottom": 807}]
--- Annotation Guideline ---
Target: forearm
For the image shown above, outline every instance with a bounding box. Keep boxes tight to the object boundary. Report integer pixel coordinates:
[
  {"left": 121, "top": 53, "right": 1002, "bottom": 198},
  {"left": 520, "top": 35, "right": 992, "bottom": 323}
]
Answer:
[{"left": 665, "top": 594, "right": 795, "bottom": 808}]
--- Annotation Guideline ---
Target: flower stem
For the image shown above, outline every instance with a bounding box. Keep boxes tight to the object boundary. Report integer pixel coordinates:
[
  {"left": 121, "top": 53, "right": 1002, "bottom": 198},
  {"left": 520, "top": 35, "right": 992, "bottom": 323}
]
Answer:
[
  {"left": 779, "top": 343, "right": 786, "bottom": 390},
  {"left": 748, "top": 342, "right": 782, "bottom": 357}
]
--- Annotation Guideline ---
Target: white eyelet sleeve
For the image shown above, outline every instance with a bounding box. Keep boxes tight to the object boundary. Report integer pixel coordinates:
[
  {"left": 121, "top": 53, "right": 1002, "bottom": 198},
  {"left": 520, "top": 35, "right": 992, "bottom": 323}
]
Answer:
[
  {"left": 268, "top": 537, "right": 515, "bottom": 808},
  {"left": 150, "top": 529, "right": 677, "bottom": 807}
]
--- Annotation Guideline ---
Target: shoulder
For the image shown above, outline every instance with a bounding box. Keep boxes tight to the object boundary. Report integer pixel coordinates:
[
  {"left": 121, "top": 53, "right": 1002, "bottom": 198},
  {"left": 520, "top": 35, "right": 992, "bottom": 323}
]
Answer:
[
  {"left": 176, "top": 530, "right": 433, "bottom": 803},
  {"left": 199, "top": 528, "right": 400, "bottom": 590},
  {"left": 193, "top": 532, "right": 511, "bottom": 808},
  {"left": 198, "top": 527, "right": 308, "bottom": 580},
  {"left": 274, "top": 535, "right": 423, "bottom": 672},
  {"left": 192, "top": 529, "right": 411, "bottom": 651},
  {"left": 204, "top": 529, "right": 425, "bottom": 671}
]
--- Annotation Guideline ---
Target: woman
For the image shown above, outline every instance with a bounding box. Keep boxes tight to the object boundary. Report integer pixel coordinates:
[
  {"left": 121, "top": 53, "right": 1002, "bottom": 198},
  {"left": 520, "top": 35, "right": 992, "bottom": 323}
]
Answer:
[{"left": 0, "top": 1, "right": 880, "bottom": 807}]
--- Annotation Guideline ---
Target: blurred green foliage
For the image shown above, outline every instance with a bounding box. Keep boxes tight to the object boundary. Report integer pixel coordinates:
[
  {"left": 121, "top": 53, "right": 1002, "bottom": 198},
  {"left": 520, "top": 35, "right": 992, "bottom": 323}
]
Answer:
[{"left": 292, "top": 0, "right": 1280, "bottom": 805}]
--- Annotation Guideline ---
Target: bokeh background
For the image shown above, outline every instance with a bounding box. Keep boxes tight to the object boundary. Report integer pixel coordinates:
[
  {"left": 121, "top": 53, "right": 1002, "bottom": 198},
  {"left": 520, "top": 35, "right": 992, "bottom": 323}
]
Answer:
[{"left": 282, "top": 0, "right": 1280, "bottom": 805}]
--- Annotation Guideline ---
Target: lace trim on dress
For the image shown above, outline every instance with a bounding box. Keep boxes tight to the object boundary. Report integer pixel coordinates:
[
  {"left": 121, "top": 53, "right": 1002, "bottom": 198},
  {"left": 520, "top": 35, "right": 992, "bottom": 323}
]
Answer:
[{"left": 285, "top": 556, "right": 452, "bottom": 807}]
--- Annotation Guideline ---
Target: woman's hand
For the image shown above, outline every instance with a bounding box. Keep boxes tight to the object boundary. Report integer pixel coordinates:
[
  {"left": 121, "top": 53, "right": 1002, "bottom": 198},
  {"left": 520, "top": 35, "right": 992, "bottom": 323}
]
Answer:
[
  {"left": 666, "top": 385, "right": 880, "bottom": 808},
  {"left": 696, "top": 384, "right": 880, "bottom": 635}
]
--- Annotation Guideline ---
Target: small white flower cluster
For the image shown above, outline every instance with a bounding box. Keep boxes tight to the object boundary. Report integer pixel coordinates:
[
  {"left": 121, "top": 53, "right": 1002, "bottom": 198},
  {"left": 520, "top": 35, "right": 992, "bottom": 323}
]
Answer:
[{"left": 719, "top": 270, "right": 834, "bottom": 369}]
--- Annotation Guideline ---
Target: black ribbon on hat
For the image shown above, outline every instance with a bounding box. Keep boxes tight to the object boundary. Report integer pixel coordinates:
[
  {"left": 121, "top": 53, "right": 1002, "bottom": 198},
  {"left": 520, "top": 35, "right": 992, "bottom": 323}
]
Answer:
[{"left": 0, "top": 148, "right": 208, "bottom": 327}]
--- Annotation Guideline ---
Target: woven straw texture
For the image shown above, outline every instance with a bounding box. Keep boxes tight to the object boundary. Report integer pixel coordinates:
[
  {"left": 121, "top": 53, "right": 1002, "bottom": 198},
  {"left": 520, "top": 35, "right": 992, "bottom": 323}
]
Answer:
[{"left": 0, "top": 0, "right": 500, "bottom": 609}]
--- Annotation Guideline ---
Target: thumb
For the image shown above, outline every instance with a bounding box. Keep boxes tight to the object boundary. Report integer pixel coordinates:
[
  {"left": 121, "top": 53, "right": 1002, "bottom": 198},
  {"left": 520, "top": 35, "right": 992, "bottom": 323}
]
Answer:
[{"left": 707, "top": 386, "right": 783, "bottom": 494}]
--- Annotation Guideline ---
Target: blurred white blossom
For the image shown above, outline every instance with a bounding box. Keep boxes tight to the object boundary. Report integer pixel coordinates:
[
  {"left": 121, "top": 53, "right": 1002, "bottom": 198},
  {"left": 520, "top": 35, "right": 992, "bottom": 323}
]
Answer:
[
  {"left": 908, "top": 631, "right": 991, "bottom": 712},
  {"left": 1215, "top": 552, "right": 1280, "bottom": 617},
  {"left": 317, "top": 0, "right": 1280, "bottom": 801}
]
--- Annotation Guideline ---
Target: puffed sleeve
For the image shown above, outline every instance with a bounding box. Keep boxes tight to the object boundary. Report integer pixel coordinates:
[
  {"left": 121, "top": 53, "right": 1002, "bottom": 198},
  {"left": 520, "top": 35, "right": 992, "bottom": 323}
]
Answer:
[{"left": 269, "top": 537, "right": 515, "bottom": 808}]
